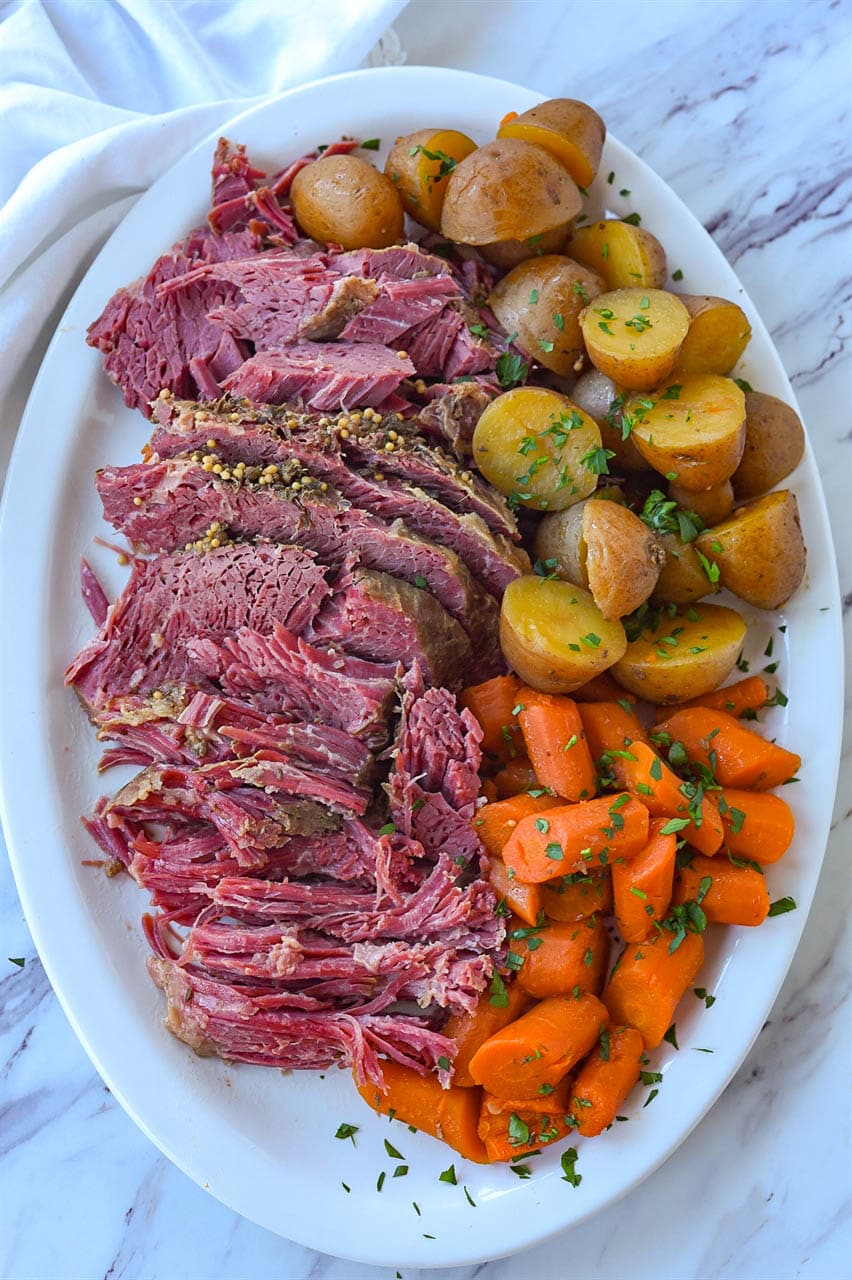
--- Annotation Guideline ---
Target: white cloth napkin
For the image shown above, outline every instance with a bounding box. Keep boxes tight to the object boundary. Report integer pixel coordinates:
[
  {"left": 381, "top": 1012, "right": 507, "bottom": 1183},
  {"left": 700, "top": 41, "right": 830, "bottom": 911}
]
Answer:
[{"left": 0, "top": 0, "right": 408, "bottom": 482}]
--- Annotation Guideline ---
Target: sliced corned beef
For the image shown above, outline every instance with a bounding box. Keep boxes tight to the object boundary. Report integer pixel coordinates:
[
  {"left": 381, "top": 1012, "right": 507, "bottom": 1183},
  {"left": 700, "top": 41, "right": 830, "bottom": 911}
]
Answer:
[
  {"left": 332, "top": 243, "right": 452, "bottom": 282},
  {"left": 220, "top": 342, "right": 415, "bottom": 411}
]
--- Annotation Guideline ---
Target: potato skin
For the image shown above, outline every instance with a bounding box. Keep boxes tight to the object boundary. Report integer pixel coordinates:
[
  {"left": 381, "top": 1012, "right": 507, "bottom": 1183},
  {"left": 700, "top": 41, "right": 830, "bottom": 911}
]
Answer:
[
  {"left": 732, "top": 392, "right": 806, "bottom": 500},
  {"left": 613, "top": 603, "right": 746, "bottom": 703},
  {"left": 441, "top": 139, "right": 582, "bottom": 245},
  {"left": 579, "top": 289, "right": 690, "bottom": 390},
  {"left": 628, "top": 374, "right": 747, "bottom": 490},
  {"left": 669, "top": 479, "right": 734, "bottom": 526},
  {"left": 500, "top": 576, "right": 627, "bottom": 693},
  {"left": 291, "top": 154, "right": 404, "bottom": 250},
  {"left": 582, "top": 499, "right": 665, "bottom": 619},
  {"left": 567, "top": 220, "right": 667, "bottom": 290},
  {"left": 384, "top": 128, "right": 477, "bottom": 231},
  {"left": 652, "top": 532, "right": 714, "bottom": 605},
  {"left": 671, "top": 295, "right": 752, "bottom": 376},
  {"left": 488, "top": 255, "right": 605, "bottom": 376},
  {"left": 696, "top": 490, "right": 806, "bottom": 610},
  {"left": 498, "top": 99, "right": 606, "bottom": 188},
  {"left": 479, "top": 223, "right": 571, "bottom": 269},
  {"left": 533, "top": 504, "right": 586, "bottom": 584},
  {"left": 571, "top": 370, "right": 650, "bottom": 471}
]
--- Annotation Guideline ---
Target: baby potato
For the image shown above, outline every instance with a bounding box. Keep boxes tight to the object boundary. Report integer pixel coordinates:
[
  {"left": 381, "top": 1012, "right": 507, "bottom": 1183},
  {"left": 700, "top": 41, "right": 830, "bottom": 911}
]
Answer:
[
  {"left": 290, "top": 154, "right": 404, "bottom": 250},
  {"left": 571, "top": 370, "right": 651, "bottom": 472},
  {"left": 488, "top": 255, "right": 605, "bottom": 376},
  {"left": 441, "top": 139, "right": 582, "bottom": 245},
  {"left": 534, "top": 498, "right": 664, "bottom": 619},
  {"left": 479, "top": 224, "right": 571, "bottom": 270},
  {"left": 732, "top": 391, "right": 806, "bottom": 500},
  {"left": 671, "top": 295, "right": 752, "bottom": 376},
  {"left": 613, "top": 603, "right": 747, "bottom": 704},
  {"left": 472, "top": 387, "right": 602, "bottom": 512},
  {"left": 579, "top": 289, "right": 690, "bottom": 390},
  {"left": 628, "top": 375, "right": 747, "bottom": 490},
  {"left": 567, "top": 220, "right": 667, "bottom": 290},
  {"left": 500, "top": 576, "right": 627, "bottom": 693},
  {"left": 696, "top": 490, "right": 806, "bottom": 610},
  {"left": 669, "top": 479, "right": 734, "bottom": 525},
  {"left": 652, "top": 532, "right": 714, "bottom": 605},
  {"left": 384, "top": 128, "right": 477, "bottom": 231},
  {"left": 497, "top": 98, "right": 606, "bottom": 188}
]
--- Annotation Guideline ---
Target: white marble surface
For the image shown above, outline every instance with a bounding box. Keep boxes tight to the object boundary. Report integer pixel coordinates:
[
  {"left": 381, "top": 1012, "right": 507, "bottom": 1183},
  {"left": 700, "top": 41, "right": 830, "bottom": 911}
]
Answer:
[{"left": 3, "top": 0, "right": 852, "bottom": 1276}]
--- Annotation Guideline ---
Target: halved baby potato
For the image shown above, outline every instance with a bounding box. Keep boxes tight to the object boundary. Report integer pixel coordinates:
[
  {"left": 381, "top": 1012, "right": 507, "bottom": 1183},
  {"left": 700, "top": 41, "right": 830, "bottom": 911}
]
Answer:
[
  {"left": 290, "top": 154, "right": 404, "bottom": 250},
  {"left": 732, "top": 391, "right": 806, "bottom": 500},
  {"left": 571, "top": 369, "right": 652, "bottom": 472},
  {"left": 500, "top": 576, "right": 627, "bottom": 693},
  {"left": 579, "top": 289, "right": 690, "bottom": 390},
  {"left": 384, "top": 128, "right": 477, "bottom": 231},
  {"left": 668, "top": 478, "right": 734, "bottom": 526},
  {"left": 671, "top": 295, "right": 752, "bottom": 376},
  {"left": 479, "top": 224, "right": 571, "bottom": 270},
  {"left": 497, "top": 98, "right": 606, "bottom": 188},
  {"left": 627, "top": 374, "right": 747, "bottom": 490},
  {"left": 441, "top": 139, "right": 582, "bottom": 245},
  {"left": 567, "top": 220, "right": 667, "bottom": 290},
  {"left": 651, "top": 532, "right": 715, "bottom": 605},
  {"left": 696, "top": 490, "right": 806, "bottom": 610},
  {"left": 612, "top": 603, "right": 747, "bottom": 704},
  {"left": 488, "top": 255, "right": 605, "bottom": 376}
]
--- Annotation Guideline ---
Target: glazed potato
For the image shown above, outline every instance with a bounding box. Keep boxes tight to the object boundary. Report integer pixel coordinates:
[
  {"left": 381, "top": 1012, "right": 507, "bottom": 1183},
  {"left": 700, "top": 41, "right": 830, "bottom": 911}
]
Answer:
[
  {"left": 579, "top": 289, "right": 690, "bottom": 390},
  {"left": 500, "top": 577, "right": 627, "bottom": 693},
  {"left": 479, "top": 225, "right": 571, "bottom": 271},
  {"left": 441, "top": 139, "right": 582, "bottom": 245},
  {"left": 652, "top": 532, "right": 714, "bottom": 605},
  {"left": 571, "top": 370, "right": 651, "bottom": 471},
  {"left": 669, "top": 479, "right": 734, "bottom": 525},
  {"left": 290, "top": 154, "right": 404, "bottom": 250},
  {"left": 384, "top": 128, "right": 477, "bottom": 231},
  {"left": 497, "top": 98, "right": 606, "bottom": 188},
  {"left": 472, "top": 387, "right": 602, "bottom": 512},
  {"left": 567, "top": 220, "right": 667, "bottom": 290},
  {"left": 628, "top": 375, "right": 747, "bottom": 490},
  {"left": 732, "top": 391, "right": 806, "bottom": 500},
  {"left": 613, "top": 603, "right": 747, "bottom": 704},
  {"left": 488, "top": 256, "right": 605, "bottom": 376},
  {"left": 671, "top": 295, "right": 752, "bottom": 376},
  {"left": 533, "top": 498, "right": 665, "bottom": 619},
  {"left": 696, "top": 490, "right": 806, "bottom": 610}
]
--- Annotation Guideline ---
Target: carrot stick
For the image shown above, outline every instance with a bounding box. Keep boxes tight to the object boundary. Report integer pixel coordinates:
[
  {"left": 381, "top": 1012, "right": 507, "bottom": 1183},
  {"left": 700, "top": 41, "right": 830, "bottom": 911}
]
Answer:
[
  {"left": 503, "top": 794, "right": 650, "bottom": 884},
  {"left": 355, "top": 1060, "right": 488, "bottom": 1162},
  {"left": 489, "top": 858, "right": 542, "bottom": 927},
  {"left": 654, "top": 707, "right": 801, "bottom": 790},
  {"left": 607, "top": 739, "right": 724, "bottom": 857},
  {"left": 468, "top": 991, "right": 609, "bottom": 1099},
  {"left": 673, "top": 853, "right": 769, "bottom": 926},
  {"left": 603, "top": 930, "right": 704, "bottom": 1049},
  {"left": 474, "top": 793, "right": 559, "bottom": 860},
  {"left": 612, "top": 819, "right": 677, "bottom": 942},
  {"left": 444, "top": 981, "right": 532, "bottom": 1088},
  {"left": 514, "top": 912, "right": 609, "bottom": 999},
  {"left": 459, "top": 673, "right": 524, "bottom": 763},
  {"left": 494, "top": 757, "right": 540, "bottom": 798},
  {"left": 719, "top": 787, "right": 795, "bottom": 864},
  {"left": 542, "top": 871, "right": 613, "bottom": 922},
  {"left": 518, "top": 693, "right": 597, "bottom": 801},
  {"left": 653, "top": 675, "right": 769, "bottom": 722},
  {"left": 572, "top": 1025, "right": 644, "bottom": 1137},
  {"left": 478, "top": 1078, "right": 574, "bottom": 1161},
  {"left": 572, "top": 673, "right": 637, "bottom": 703},
  {"left": 578, "top": 700, "right": 651, "bottom": 762}
]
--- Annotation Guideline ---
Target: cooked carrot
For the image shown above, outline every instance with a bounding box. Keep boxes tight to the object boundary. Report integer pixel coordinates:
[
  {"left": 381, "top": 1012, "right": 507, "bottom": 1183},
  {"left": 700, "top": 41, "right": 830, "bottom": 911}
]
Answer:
[
  {"left": 572, "top": 1025, "right": 644, "bottom": 1137},
  {"left": 654, "top": 707, "right": 801, "bottom": 790},
  {"left": 653, "top": 675, "right": 769, "bottom": 722},
  {"left": 518, "top": 693, "right": 597, "bottom": 801},
  {"left": 460, "top": 673, "right": 524, "bottom": 762},
  {"left": 603, "top": 930, "right": 704, "bottom": 1049},
  {"left": 480, "top": 778, "right": 499, "bottom": 805},
  {"left": 719, "top": 787, "right": 795, "bottom": 865},
  {"left": 468, "top": 991, "right": 609, "bottom": 1099},
  {"left": 474, "top": 793, "right": 559, "bottom": 859},
  {"left": 578, "top": 700, "right": 651, "bottom": 762},
  {"left": 612, "top": 819, "right": 677, "bottom": 942},
  {"left": 494, "top": 757, "right": 540, "bottom": 798},
  {"left": 355, "top": 1059, "right": 488, "bottom": 1162},
  {"left": 503, "top": 793, "right": 650, "bottom": 884},
  {"left": 515, "top": 912, "right": 609, "bottom": 999},
  {"left": 572, "top": 673, "right": 637, "bottom": 703},
  {"left": 478, "top": 1078, "right": 574, "bottom": 1161},
  {"left": 606, "top": 739, "right": 724, "bottom": 857},
  {"left": 542, "top": 871, "right": 614, "bottom": 922},
  {"left": 674, "top": 853, "right": 769, "bottom": 926},
  {"left": 489, "top": 858, "right": 542, "bottom": 927},
  {"left": 444, "top": 981, "right": 532, "bottom": 1088}
]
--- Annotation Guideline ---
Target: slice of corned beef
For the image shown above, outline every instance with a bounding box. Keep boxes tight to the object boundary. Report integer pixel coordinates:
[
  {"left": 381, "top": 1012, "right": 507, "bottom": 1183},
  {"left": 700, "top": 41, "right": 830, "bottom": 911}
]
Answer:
[
  {"left": 418, "top": 380, "right": 496, "bottom": 457},
  {"left": 338, "top": 274, "right": 459, "bottom": 346},
  {"left": 332, "top": 243, "right": 452, "bottom": 281},
  {"left": 220, "top": 342, "right": 415, "bottom": 411}
]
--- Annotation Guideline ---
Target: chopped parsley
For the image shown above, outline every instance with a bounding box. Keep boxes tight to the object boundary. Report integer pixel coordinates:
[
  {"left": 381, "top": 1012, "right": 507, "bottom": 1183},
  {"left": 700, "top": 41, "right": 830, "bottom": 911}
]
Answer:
[
  {"left": 335, "top": 1122, "right": 359, "bottom": 1144},
  {"left": 768, "top": 896, "right": 797, "bottom": 916}
]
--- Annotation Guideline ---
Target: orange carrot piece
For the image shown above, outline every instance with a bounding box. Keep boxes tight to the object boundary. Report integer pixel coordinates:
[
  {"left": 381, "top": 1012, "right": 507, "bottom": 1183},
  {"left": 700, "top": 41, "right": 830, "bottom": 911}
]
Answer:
[
  {"left": 355, "top": 1060, "right": 488, "bottom": 1162},
  {"left": 603, "top": 930, "right": 704, "bottom": 1049},
  {"left": 578, "top": 700, "right": 651, "bottom": 762},
  {"left": 444, "top": 981, "right": 532, "bottom": 1088},
  {"left": 573, "top": 673, "right": 637, "bottom": 703},
  {"left": 489, "top": 858, "right": 542, "bottom": 927},
  {"left": 518, "top": 693, "right": 597, "bottom": 801},
  {"left": 475, "top": 793, "right": 559, "bottom": 859},
  {"left": 503, "top": 794, "right": 650, "bottom": 884},
  {"left": 572, "top": 1025, "right": 644, "bottom": 1137},
  {"left": 494, "top": 757, "right": 540, "bottom": 798},
  {"left": 542, "top": 871, "right": 613, "bottom": 922},
  {"left": 653, "top": 675, "right": 769, "bottom": 722},
  {"left": 674, "top": 853, "right": 769, "bottom": 926},
  {"left": 719, "top": 787, "right": 795, "bottom": 865},
  {"left": 608, "top": 739, "right": 724, "bottom": 857},
  {"left": 460, "top": 673, "right": 525, "bottom": 762},
  {"left": 654, "top": 707, "right": 801, "bottom": 790},
  {"left": 468, "top": 992, "right": 609, "bottom": 1099},
  {"left": 515, "top": 912, "right": 609, "bottom": 999},
  {"left": 612, "top": 818, "right": 677, "bottom": 942},
  {"left": 478, "top": 1079, "right": 574, "bottom": 1161}
]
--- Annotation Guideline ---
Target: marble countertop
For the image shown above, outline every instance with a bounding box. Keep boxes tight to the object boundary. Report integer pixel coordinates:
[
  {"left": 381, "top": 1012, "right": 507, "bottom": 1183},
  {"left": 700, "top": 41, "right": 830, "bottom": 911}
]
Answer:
[{"left": 2, "top": 0, "right": 851, "bottom": 1276}]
